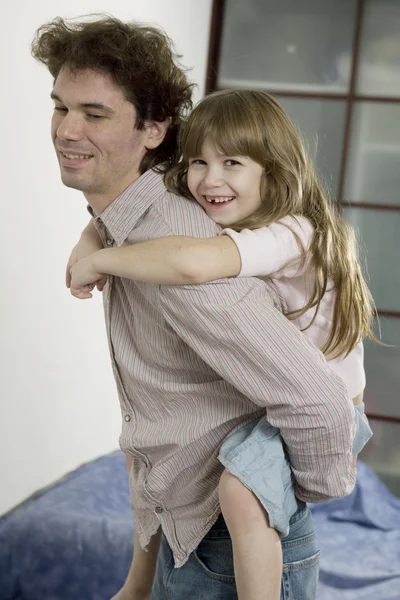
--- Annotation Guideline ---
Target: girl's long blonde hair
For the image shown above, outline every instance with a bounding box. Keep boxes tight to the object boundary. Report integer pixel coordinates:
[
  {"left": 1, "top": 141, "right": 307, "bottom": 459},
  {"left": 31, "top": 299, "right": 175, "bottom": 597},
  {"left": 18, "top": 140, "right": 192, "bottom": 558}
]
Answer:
[{"left": 165, "top": 89, "right": 378, "bottom": 358}]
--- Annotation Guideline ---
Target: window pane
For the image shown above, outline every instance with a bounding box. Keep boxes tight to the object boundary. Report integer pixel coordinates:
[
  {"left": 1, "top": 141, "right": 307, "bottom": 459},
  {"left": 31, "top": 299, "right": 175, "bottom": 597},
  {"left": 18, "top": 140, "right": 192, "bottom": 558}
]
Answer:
[
  {"left": 218, "top": 0, "right": 357, "bottom": 93},
  {"left": 344, "top": 102, "right": 400, "bottom": 205},
  {"left": 278, "top": 97, "right": 346, "bottom": 197},
  {"left": 343, "top": 207, "right": 400, "bottom": 311},
  {"left": 356, "top": 0, "right": 400, "bottom": 97},
  {"left": 364, "top": 317, "right": 400, "bottom": 418}
]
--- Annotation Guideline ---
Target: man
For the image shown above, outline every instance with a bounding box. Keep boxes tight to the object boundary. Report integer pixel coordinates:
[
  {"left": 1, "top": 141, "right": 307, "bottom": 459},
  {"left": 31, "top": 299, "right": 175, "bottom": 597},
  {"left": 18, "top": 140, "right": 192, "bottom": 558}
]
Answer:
[{"left": 32, "top": 16, "right": 356, "bottom": 600}]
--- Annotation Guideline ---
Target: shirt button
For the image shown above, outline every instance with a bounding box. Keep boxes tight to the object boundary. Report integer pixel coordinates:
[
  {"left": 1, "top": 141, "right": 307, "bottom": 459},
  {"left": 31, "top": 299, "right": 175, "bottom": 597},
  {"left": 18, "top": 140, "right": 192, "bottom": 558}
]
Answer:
[
  {"left": 106, "top": 238, "right": 113, "bottom": 246},
  {"left": 155, "top": 506, "right": 163, "bottom": 514},
  {"left": 124, "top": 414, "right": 131, "bottom": 422}
]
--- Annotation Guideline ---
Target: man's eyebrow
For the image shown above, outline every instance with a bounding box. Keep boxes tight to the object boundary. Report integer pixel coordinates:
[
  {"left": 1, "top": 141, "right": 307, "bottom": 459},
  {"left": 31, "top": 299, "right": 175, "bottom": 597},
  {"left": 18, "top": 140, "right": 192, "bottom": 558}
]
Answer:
[
  {"left": 80, "top": 102, "right": 116, "bottom": 114},
  {"left": 50, "top": 92, "right": 115, "bottom": 114}
]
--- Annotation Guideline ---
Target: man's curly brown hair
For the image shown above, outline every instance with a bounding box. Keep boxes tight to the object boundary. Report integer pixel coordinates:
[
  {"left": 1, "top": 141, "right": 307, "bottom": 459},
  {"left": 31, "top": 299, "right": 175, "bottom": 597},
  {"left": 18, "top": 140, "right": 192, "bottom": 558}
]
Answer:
[{"left": 31, "top": 15, "right": 193, "bottom": 172}]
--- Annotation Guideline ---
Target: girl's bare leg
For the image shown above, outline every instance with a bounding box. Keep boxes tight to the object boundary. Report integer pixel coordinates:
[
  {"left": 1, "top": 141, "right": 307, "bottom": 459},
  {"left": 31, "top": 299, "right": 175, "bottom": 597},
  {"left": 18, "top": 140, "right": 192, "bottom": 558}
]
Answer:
[{"left": 219, "top": 469, "right": 282, "bottom": 600}]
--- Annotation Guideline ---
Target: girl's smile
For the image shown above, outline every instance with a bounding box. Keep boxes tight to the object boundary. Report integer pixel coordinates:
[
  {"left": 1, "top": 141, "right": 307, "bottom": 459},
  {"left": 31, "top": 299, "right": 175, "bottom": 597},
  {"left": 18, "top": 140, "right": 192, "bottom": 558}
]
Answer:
[{"left": 187, "top": 140, "right": 263, "bottom": 226}]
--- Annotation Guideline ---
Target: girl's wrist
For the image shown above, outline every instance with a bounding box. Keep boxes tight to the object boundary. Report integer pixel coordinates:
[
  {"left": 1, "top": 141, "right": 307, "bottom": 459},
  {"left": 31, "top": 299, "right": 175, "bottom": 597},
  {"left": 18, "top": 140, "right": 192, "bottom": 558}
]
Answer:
[{"left": 91, "top": 248, "right": 108, "bottom": 275}]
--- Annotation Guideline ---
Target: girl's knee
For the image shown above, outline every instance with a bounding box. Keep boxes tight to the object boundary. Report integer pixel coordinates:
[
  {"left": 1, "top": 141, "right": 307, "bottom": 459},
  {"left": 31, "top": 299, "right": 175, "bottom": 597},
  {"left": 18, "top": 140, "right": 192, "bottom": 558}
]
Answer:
[{"left": 219, "top": 470, "right": 270, "bottom": 528}]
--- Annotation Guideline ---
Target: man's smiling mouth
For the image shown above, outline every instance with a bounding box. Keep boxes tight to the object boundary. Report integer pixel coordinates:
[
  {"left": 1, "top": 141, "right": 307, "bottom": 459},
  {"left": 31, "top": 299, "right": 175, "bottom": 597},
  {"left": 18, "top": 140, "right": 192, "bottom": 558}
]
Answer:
[{"left": 60, "top": 151, "right": 92, "bottom": 160}]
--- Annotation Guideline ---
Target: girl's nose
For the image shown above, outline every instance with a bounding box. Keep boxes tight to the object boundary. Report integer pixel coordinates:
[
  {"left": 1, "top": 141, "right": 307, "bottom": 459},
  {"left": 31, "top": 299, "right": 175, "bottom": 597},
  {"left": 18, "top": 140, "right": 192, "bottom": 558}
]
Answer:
[{"left": 202, "top": 167, "right": 224, "bottom": 187}]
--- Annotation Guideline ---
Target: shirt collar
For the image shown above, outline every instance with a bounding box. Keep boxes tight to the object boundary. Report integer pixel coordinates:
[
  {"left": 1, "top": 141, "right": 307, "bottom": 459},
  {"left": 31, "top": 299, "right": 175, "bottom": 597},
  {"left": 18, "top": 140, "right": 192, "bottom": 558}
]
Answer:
[{"left": 88, "top": 168, "right": 167, "bottom": 246}]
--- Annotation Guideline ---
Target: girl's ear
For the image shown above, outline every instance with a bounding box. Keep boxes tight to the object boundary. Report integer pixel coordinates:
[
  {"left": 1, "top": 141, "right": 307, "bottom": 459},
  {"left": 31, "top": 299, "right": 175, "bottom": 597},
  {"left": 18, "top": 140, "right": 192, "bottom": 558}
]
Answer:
[{"left": 144, "top": 117, "right": 172, "bottom": 149}]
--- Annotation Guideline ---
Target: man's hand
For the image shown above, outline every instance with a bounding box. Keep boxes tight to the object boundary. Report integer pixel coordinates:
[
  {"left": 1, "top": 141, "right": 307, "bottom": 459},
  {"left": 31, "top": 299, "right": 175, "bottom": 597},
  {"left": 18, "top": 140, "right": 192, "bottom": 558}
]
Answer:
[
  {"left": 110, "top": 526, "right": 161, "bottom": 600},
  {"left": 69, "top": 253, "right": 107, "bottom": 299},
  {"left": 110, "top": 585, "right": 151, "bottom": 600}
]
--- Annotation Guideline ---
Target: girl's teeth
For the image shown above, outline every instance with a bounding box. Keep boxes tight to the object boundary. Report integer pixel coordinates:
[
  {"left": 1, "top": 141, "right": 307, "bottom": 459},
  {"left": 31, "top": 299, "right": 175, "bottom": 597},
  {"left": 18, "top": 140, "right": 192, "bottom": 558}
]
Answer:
[{"left": 206, "top": 196, "right": 234, "bottom": 204}]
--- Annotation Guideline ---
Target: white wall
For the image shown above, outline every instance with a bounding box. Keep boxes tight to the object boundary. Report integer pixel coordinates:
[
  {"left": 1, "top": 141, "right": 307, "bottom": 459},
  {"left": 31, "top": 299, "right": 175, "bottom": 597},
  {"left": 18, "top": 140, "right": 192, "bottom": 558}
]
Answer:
[{"left": 0, "top": 0, "right": 212, "bottom": 515}]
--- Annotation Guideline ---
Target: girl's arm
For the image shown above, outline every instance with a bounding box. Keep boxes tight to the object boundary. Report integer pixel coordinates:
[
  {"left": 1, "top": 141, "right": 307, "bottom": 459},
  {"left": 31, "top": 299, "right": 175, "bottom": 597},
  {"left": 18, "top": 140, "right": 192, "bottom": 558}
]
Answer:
[
  {"left": 69, "top": 235, "right": 241, "bottom": 296},
  {"left": 222, "top": 216, "right": 313, "bottom": 278},
  {"left": 69, "top": 215, "right": 311, "bottom": 296},
  {"left": 66, "top": 219, "right": 104, "bottom": 288},
  {"left": 95, "top": 235, "right": 241, "bottom": 283}
]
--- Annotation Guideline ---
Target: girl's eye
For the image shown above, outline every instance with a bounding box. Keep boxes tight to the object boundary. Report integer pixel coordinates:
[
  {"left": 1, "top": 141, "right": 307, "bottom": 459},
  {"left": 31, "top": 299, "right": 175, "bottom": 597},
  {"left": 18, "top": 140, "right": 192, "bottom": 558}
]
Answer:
[
  {"left": 189, "top": 159, "right": 206, "bottom": 166},
  {"left": 225, "top": 159, "right": 241, "bottom": 166}
]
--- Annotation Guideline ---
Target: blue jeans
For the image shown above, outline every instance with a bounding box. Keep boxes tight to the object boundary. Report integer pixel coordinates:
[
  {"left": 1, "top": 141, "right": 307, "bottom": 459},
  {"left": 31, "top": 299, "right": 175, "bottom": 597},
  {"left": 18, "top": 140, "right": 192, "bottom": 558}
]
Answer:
[{"left": 151, "top": 504, "right": 320, "bottom": 600}]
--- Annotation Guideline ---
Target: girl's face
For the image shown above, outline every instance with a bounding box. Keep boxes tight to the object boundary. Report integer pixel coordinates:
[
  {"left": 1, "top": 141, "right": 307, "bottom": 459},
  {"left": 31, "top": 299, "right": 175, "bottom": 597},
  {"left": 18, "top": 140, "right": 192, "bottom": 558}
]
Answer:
[{"left": 187, "top": 140, "right": 263, "bottom": 227}]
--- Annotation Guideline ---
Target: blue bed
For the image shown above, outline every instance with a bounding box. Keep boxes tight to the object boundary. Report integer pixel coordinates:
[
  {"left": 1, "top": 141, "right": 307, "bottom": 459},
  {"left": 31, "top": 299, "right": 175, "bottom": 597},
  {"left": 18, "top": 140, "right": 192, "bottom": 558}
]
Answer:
[{"left": 1, "top": 452, "right": 399, "bottom": 600}]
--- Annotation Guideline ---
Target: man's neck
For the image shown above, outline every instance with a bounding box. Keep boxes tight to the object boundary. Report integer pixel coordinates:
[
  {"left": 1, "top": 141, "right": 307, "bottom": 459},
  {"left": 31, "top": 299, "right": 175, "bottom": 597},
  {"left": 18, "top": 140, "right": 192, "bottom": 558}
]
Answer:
[
  {"left": 84, "top": 192, "right": 117, "bottom": 216},
  {"left": 84, "top": 176, "right": 141, "bottom": 215}
]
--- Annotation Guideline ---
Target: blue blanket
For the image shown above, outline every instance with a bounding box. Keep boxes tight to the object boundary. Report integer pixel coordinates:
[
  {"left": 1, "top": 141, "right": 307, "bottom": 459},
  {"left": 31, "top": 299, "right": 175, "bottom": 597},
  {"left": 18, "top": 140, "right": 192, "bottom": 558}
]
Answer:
[{"left": 1, "top": 453, "right": 399, "bottom": 600}]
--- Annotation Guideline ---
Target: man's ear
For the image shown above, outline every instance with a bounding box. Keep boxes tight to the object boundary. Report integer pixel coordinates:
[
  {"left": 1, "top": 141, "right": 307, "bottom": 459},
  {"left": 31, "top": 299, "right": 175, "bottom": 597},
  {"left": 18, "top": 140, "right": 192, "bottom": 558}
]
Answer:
[{"left": 144, "top": 117, "right": 172, "bottom": 149}]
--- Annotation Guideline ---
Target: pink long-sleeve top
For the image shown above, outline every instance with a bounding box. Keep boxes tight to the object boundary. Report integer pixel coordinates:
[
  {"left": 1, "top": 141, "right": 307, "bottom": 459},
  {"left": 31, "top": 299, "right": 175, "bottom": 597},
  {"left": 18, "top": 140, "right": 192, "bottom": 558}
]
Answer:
[{"left": 223, "top": 215, "right": 365, "bottom": 398}]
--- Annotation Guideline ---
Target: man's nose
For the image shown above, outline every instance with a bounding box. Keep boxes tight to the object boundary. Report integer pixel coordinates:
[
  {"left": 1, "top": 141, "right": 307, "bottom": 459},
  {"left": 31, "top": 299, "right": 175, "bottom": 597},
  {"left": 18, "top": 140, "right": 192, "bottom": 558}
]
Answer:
[{"left": 56, "top": 113, "right": 84, "bottom": 141}]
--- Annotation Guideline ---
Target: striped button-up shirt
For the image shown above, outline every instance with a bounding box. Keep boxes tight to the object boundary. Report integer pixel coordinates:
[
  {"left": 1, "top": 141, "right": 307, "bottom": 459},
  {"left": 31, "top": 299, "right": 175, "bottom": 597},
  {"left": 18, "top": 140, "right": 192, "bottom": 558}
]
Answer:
[{"left": 91, "top": 168, "right": 356, "bottom": 567}]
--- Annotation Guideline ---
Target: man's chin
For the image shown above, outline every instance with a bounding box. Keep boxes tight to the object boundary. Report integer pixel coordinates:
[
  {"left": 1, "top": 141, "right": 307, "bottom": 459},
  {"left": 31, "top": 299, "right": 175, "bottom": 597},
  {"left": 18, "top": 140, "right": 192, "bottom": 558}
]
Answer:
[{"left": 60, "top": 174, "right": 87, "bottom": 192}]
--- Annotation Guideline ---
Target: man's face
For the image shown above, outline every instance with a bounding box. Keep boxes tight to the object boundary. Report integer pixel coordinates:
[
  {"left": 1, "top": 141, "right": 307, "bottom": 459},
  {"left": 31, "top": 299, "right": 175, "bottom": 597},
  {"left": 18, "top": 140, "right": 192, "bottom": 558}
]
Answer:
[{"left": 51, "top": 66, "right": 150, "bottom": 208}]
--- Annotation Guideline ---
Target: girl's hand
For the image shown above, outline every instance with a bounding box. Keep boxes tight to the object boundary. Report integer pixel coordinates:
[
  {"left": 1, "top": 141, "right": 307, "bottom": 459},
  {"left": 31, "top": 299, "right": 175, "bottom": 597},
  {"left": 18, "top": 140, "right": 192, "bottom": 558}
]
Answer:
[
  {"left": 69, "top": 253, "right": 107, "bottom": 299},
  {"left": 66, "top": 236, "right": 104, "bottom": 290}
]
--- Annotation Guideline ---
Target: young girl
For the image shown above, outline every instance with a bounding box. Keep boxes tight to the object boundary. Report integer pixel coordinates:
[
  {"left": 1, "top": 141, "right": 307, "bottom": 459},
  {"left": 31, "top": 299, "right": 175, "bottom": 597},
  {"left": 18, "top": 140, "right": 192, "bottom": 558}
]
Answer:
[{"left": 68, "top": 89, "right": 375, "bottom": 599}]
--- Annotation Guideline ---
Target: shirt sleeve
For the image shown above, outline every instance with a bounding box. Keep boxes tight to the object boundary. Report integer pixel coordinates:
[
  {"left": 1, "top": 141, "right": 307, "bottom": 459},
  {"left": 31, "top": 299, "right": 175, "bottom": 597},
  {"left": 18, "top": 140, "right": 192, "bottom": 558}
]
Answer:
[
  {"left": 221, "top": 215, "right": 314, "bottom": 278},
  {"left": 159, "top": 276, "right": 356, "bottom": 503}
]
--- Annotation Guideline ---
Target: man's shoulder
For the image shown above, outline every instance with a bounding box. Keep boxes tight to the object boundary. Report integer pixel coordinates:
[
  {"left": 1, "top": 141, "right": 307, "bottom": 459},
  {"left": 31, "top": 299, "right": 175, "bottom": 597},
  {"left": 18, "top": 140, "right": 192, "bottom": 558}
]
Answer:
[{"left": 148, "top": 173, "right": 220, "bottom": 238}]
